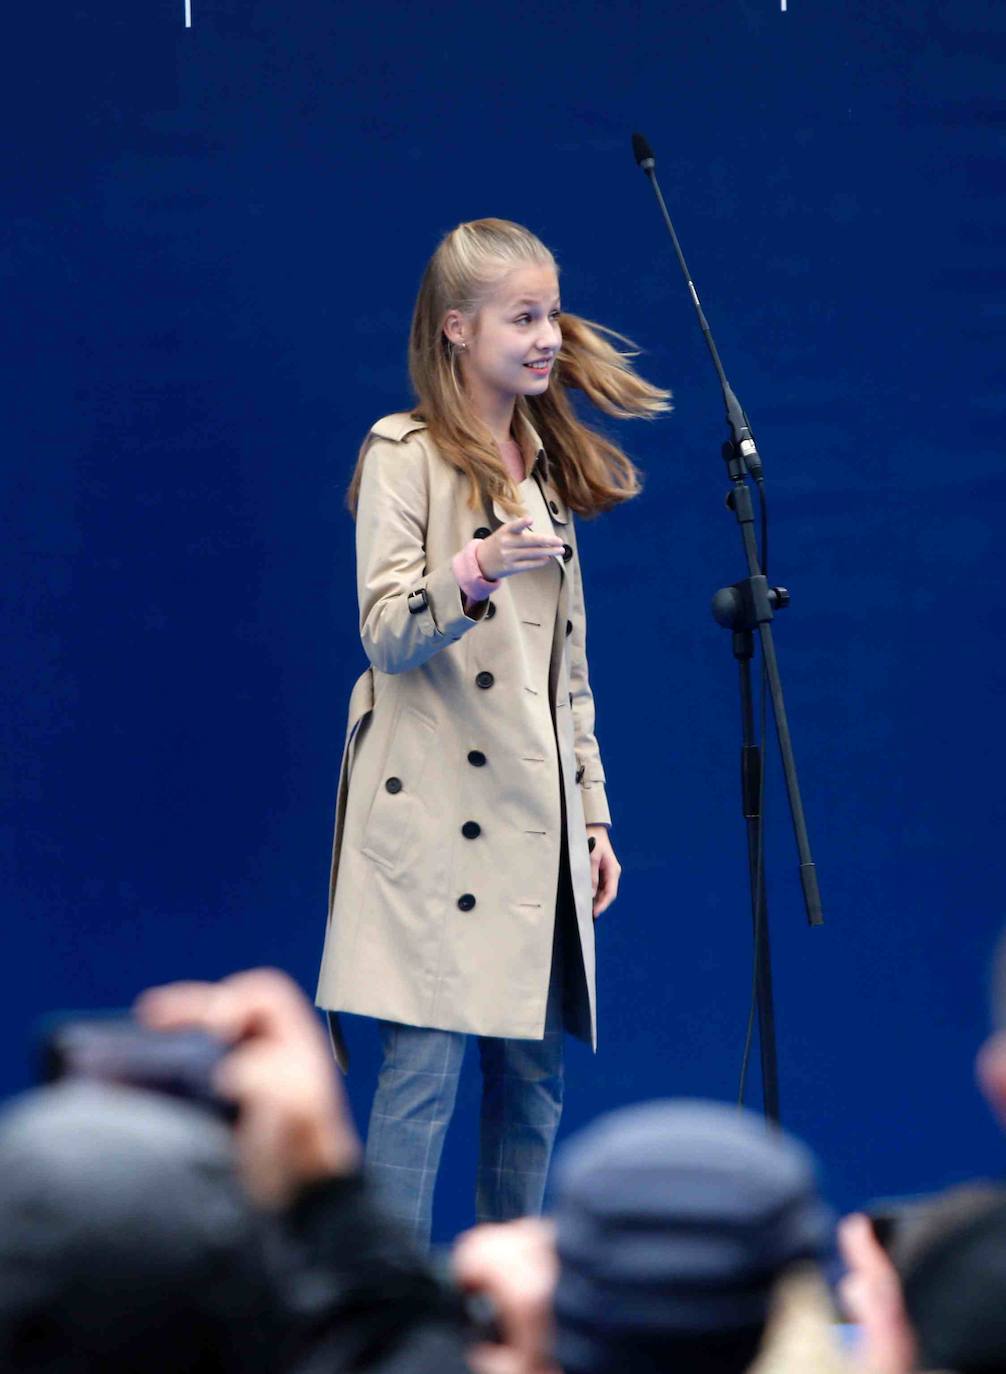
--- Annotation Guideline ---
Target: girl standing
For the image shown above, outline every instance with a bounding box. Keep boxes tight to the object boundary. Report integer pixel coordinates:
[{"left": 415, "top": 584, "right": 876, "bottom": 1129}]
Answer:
[{"left": 316, "top": 219, "right": 669, "bottom": 1243}]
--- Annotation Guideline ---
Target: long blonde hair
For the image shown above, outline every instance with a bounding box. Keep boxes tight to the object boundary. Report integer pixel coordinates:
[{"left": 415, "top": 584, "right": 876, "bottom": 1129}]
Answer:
[{"left": 348, "top": 218, "right": 671, "bottom": 516}]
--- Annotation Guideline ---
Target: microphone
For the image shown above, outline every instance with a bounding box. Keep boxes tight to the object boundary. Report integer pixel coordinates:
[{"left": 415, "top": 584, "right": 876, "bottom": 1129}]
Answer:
[
  {"left": 632, "top": 132, "right": 655, "bottom": 171},
  {"left": 629, "top": 130, "right": 764, "bottom": 480}
]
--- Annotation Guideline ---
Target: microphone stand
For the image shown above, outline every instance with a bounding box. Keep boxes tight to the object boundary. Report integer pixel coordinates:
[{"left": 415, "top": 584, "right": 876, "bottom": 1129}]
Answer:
[{"left": 631, "top": 133, "right": 823, "bottom": 1125}]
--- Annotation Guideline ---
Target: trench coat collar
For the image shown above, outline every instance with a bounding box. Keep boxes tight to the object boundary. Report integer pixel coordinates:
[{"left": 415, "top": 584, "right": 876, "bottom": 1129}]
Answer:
[{"left": 367, "top": 410, "right": 568, "bottom": 530}]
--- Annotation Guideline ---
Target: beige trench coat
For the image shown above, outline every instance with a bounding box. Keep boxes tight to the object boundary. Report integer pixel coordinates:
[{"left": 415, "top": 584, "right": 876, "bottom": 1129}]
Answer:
[{"left": 315, "top": 412, "right": 611, "bottom": 1049}]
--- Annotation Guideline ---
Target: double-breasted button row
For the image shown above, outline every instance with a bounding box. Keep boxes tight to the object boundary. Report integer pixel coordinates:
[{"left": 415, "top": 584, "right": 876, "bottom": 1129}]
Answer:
[{"left": 389, "top": 783, "right": 480, "bottom": 838}]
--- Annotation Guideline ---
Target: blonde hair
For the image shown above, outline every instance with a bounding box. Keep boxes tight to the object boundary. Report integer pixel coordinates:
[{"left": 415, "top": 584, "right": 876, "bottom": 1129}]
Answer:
[{"left": 348, "top": 218, "right": 671, "bottom": 516}]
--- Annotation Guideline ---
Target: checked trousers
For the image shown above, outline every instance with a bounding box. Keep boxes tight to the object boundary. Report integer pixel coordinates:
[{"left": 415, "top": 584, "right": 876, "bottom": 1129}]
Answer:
[{"left": 363, "top": 893, "right": 571, "bottom": 1247}]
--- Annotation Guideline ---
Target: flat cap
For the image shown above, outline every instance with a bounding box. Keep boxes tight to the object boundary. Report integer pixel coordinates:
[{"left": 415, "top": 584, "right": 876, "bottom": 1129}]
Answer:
[{"left": 553, "top": 1100, "right": 832, "bottom": 1372}]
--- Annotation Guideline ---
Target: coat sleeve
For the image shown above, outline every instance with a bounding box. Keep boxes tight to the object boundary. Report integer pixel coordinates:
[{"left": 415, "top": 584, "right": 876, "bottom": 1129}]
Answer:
[
  {"left": 566, "top": 516, "right": 612, "bottom": 827},
  {"left": 356, "top": 435, "right": 486, "bottom": 676}
]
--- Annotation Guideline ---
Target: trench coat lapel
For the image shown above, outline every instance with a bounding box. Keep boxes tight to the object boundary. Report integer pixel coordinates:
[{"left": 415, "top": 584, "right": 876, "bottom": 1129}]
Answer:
[
  {"left": 490, "top": 419, "right": 572, "bottom": 579},
  {"left": 488, "top": 426, "right": 574, "bottom": 768}
]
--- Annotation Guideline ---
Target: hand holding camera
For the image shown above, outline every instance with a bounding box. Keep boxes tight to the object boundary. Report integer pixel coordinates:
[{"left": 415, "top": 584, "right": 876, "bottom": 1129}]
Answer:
[{"left": 135, "top": 968, "right": 361, "bottom": 1207}]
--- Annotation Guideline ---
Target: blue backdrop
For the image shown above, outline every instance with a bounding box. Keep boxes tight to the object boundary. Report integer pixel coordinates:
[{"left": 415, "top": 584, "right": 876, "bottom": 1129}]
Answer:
[{"left": 7, "top": 0, "right": 1006, "bottom": 1241}]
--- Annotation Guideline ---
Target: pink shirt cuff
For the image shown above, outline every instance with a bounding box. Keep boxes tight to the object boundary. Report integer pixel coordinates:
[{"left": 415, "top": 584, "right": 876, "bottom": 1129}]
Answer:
[{"left": 453, "top": 539, "right": 499, "bottom": 603}]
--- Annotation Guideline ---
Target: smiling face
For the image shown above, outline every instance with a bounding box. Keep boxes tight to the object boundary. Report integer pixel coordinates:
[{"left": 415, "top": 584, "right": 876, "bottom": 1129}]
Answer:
[{"left": 446, "top": 262, "right": 562, "bottom": 413}]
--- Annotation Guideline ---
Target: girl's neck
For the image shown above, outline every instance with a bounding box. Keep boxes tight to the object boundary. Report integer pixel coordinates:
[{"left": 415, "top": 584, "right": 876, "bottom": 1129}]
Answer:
[{"left": 463, "top": 377, "right": 516, "bottom": 449}]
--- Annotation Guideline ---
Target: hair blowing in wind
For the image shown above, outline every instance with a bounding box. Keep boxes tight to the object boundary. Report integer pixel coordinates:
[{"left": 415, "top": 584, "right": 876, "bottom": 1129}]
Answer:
[{"left": 348, "top": 218, "right": 671, "bottom": 517}]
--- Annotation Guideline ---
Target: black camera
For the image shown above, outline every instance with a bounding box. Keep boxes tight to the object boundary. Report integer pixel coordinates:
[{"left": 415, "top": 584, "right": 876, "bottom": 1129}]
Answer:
[
  {"left": 38, "top": 1014, "right": 234, "bottom": 1120},
  {"left": 867, "top": 1183, "right": 1006, "bottom": 1269}
]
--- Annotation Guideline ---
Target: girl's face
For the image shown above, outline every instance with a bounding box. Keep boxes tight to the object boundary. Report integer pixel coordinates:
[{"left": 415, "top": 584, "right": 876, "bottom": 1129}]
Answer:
[{"left": 449, "top": 263, "right": 562, "bottom": 407}]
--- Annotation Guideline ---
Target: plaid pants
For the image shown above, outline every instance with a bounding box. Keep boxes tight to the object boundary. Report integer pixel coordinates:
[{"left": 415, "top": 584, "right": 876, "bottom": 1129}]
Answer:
[{"left": 364, "top": 907, "right": 567, "bottom": 1246}]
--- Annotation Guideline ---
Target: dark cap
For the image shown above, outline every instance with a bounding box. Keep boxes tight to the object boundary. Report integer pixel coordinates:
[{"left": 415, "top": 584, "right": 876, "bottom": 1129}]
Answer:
[
  {"left": 552, "top": 1100, "right": 833, "bottom": 1374},
  {"left": 0, "top": 1082, "right": 280, "bottom": 1372}
]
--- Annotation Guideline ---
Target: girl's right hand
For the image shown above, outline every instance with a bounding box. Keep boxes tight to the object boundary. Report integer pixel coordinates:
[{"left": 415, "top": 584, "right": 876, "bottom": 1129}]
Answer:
[{"left": 477, "top": 517, "right": 566, "bottom": 581}]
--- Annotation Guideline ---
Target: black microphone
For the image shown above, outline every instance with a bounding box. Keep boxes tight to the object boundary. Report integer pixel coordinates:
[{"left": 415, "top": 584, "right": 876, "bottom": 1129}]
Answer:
[{"left": 632, "top": 132, "right": 655, "bottom": 171}]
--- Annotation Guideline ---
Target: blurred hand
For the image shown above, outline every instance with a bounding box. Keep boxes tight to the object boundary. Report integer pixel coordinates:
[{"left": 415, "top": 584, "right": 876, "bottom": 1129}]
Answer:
[
  {"left": 587, "top": 825, "right": 620, "bottom": 918},
  {"left": 477, "top": 518, "right": 565, "bottom": 581},
  {"left": 452, "top": 1218, "right": 559, "bottom": 1374},
  {"left": 976, "top": 1030, "right": 1006, "bottom": 1125},
  {"left": 837, "top": 1212, "right": 916, "bottom": 1374},
  {"left": 136, "top": 967, "right": 361, "bottom": 1208}
]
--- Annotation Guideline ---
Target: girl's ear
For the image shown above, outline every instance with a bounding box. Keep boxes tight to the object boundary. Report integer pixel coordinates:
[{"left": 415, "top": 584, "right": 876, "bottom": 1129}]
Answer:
[{"left": 443, "top": 310, "right": 468, "bottom": 346}]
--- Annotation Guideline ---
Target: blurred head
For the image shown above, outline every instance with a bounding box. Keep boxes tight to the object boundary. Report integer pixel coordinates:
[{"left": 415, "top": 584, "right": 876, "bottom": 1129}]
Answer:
[
  {"left": 0, "top": 1082, "right": 280, "bottom": 1373},
  {"left": 902, "top": 1193, "right": 1006, "bottom": 1374},
  {"left": 551, "top": 1100, "right": 833, "bottom": 1374},
  {"left": 411, "top": 218, "right": 561, "bottom": 420},
  {"left": 976, "top": 928, "right": 1006, "bottom": 1120}
]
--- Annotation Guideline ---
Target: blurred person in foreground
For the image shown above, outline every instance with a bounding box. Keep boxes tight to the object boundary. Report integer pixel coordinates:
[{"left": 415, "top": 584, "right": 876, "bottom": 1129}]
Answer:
[
  {"left": 839, "top": 930, "right": 1006, "bottom": 1374},
  {"left": 0, "top": 969, "right": 472, "bottom": 1373},
  {"left": 454, "top": 1099, "right": 851, "bottom": 1374},
  {"left": 840, "top": 1186, "right": 1006, "bottom": 1374},
  {"left": 0, "top": 1078, "right": 280, "bottom": 1373}
]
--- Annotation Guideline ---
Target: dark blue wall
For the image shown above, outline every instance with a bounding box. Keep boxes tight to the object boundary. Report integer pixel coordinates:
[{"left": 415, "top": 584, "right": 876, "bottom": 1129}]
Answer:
[{"left": 7, "top": 0, "right": 1006, "bottom": 1241}]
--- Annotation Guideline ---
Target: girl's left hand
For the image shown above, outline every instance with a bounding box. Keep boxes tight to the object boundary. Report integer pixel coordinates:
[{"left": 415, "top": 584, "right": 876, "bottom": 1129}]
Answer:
[{"left": 586, "top": 825, "right": 621, "bottom": 919}]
